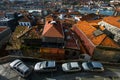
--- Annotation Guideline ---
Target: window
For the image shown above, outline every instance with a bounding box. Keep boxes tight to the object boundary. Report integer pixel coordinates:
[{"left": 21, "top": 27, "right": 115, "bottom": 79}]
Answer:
[
  {"left": 24, "top": 70, "right": 29, "bottom": 75},
  {"left": 65, "top": 29, "right": 69, "bottom": 32},
  {"left": 65, "top": 51, "right": 69, "bottom": 55},
  {"left": 67, "top": 35, "right": 71, "bottom": 40},
  {"left": 72, "top": 52, "right": 77, "bottom": 56}
]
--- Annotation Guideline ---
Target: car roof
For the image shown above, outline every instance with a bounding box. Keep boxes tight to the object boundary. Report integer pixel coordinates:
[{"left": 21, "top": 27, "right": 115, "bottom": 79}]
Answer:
[
  {"left": 18, "top": 63, "right": 29, "bottom": 73},
  {"left": 46, "top": 61, "right": 56, "bottom": 68},
  {"left": 70, "top": 62, "right": 79, "bottom": 68},
  {"left": 91, "top": 62, "right": 103, "bottom": 68}
]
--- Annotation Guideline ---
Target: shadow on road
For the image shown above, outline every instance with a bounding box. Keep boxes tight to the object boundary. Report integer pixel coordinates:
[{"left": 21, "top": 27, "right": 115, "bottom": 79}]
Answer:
[{"left": 26, "top": 67, "right": 120, "bottom": 80}]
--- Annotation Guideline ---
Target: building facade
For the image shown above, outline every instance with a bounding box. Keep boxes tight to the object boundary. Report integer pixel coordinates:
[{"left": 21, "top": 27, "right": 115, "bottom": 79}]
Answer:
[{"left": 0, "top": 26, "right": 11, "bottom": 48}]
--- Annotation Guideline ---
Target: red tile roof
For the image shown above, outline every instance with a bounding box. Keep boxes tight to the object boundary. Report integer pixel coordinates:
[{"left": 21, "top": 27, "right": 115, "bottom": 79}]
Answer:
[
  {"left": 103, "top": 16, "right": 120, "bottom": 28},
  {"left": 42, "top": 21, "right": 64, "bottom": 38},
  {"left": 100, "top": 37, "right": 119, "bottom": 48},
  {"left": 74, "top": 21, "right": 119, "bottom": 47}
]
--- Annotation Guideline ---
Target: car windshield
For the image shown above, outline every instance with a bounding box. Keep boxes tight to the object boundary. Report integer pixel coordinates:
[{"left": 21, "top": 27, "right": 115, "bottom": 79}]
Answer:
[
  {"left": 24, "top": 69, "right": 29, "bottom": 75},
  {"left": 87, "top": 62, "right": 93, "bottom": 69},
  {"left": 45, "top": 61, "right": 55, "bottom": 69},
  {"left": 68, "top": 63, "right": 78, "bottom": 70}
]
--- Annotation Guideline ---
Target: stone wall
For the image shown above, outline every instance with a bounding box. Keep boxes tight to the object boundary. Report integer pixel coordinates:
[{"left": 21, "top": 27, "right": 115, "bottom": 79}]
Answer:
[{"left": 92, "top": 47, "right": 120, "bottom": 63}]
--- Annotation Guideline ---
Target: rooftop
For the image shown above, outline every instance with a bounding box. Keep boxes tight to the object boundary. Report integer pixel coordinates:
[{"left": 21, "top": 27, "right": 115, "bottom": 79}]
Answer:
[
  {"left": 74, "top": 21, "right": 119, "bottom": 47},
  {"left": 19, "top": 16, "right": 31, "bottom": 22},
  {"left": 103, "top": 16, "right": 120, "bottom": 28},
  {"left": 42, "top": 21, "right": 64, "bottom": 38}
]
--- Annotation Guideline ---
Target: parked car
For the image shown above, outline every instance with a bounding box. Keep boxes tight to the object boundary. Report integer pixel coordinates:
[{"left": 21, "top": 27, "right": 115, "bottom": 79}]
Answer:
[
  {"left": 62, "top": 62, "right": 81, "bottom": 72},
  {"left": 82, "top": 61, "right": 104, "bottom": 72},
  {"left": 34, "top": 61, "right": 57, "bottom": 72},
  {"left": 10, "top": 59, "right": 32, "bottom": 77}
]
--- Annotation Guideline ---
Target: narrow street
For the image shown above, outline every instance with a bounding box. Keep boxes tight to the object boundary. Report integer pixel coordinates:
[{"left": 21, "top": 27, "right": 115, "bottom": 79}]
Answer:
[{"left": 0, "top": 61, "right": 120, "bottom": 80}]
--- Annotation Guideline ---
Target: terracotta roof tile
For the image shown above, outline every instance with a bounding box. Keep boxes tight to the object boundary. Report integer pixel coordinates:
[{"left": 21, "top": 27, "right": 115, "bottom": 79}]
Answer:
[
  {"left": 103, "top": 16, "right": 120, "bottom": 28},
  {"left": 100, "top": 37, "right": 119, "bottom": 47},
  {"left": 75, "top": 21, "right": 119, "bottom": 47},
  {"left": 42, "top": 21, "right": 64, "bottom": 38}
]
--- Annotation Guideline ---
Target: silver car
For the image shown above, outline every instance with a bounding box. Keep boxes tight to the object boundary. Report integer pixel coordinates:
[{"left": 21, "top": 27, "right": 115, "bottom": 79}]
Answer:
[
  {"left": 62, "top": 62, "right": 81, "bottom": 72},
  {"left": 10, "top": 59, "right": 32, "bottom": 77},
  {"left": 82, "top": 61, "right": 104, "bottom": 71},
  {"left": 34, "top": 61, "right": 57, "bottom": 72}
]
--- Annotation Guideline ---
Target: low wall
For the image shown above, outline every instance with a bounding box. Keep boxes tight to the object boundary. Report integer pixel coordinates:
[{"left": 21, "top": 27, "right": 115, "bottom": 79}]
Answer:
[{"left": 0, "top": 55, "right": 120, "bottom": 67}]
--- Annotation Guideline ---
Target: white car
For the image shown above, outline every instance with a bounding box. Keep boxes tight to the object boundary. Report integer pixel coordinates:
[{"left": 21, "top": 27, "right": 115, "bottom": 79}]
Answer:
[
  {"left": 82, "top": 61, "right": 104, "bottom": 72},
  {"left": 10, "top": 59, "right": 32, "bottom": 77},
  {"left": 62, "top": 62, "right": 81, "bottom": 72},
  {"left": 34, "top": 61, "right": 57, "bottom": 72}
]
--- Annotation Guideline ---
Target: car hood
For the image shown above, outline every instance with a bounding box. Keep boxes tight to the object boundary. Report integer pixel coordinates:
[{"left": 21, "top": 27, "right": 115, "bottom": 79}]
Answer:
[
  {"left": 34, "top": 62, "right": 42, "bottom": 70},
  {"left": 62, "top": 63, "right": 69, "bottom": 71}
]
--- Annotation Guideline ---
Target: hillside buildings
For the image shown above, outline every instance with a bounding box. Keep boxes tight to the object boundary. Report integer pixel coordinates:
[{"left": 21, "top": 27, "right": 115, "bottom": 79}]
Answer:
[{"left": 72, "top": 16, "right": 120, "bottom": 62}]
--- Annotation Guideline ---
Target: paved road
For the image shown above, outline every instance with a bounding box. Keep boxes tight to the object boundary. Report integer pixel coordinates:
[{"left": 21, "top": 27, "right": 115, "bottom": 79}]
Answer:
[{"left": 0, "top": 61, "right": 120, "bottom": 80}]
